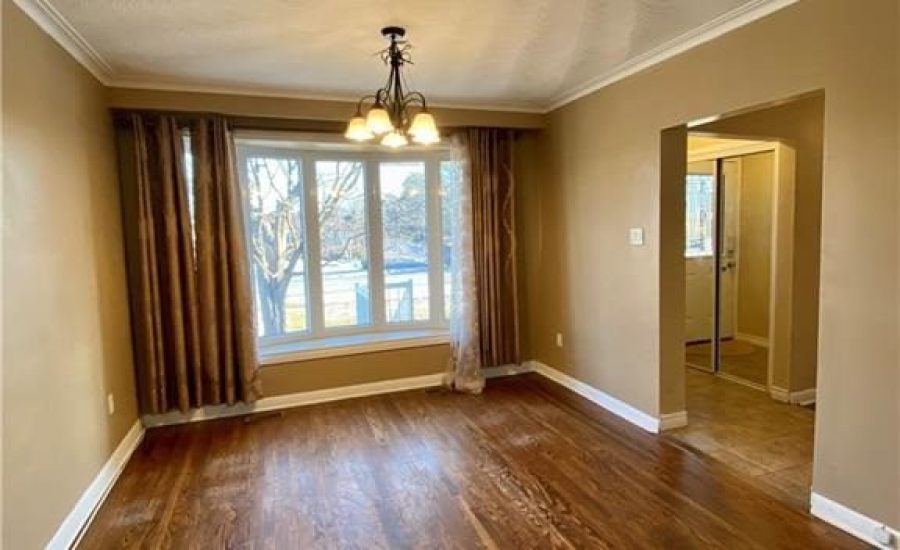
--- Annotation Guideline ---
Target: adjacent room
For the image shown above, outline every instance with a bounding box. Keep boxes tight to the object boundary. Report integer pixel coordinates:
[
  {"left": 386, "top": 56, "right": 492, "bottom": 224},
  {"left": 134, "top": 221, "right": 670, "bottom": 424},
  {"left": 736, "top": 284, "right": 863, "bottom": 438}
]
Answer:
[
  {"left": 3, "top": 0, "right": 898, "bottom": 548},
  {"left": 672, "top": 124, "right": 820, "bottom": 510}
]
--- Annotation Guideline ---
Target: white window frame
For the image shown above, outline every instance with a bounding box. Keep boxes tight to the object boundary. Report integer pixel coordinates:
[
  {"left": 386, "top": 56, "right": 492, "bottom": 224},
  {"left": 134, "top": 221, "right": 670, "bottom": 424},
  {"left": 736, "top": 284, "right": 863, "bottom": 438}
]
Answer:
[{"left": 235, "top": 133, "right": 454, "bottom": 361}]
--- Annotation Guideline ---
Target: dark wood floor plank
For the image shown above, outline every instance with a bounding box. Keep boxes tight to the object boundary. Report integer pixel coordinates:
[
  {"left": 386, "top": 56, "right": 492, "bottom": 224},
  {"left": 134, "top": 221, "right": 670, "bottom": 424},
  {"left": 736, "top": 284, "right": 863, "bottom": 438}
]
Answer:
[{"left": 78, "top": 375, "right": 864, "bottom": 549}]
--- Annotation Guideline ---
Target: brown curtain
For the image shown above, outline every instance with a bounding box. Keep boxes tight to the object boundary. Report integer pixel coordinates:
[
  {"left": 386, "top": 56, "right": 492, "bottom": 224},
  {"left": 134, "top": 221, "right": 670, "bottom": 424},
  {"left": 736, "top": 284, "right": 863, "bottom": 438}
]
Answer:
[
  {"left": 116, "top": 113, "right": 260, "bottom": 414},
  {"left": 464, "top": 128, "right": 520, "bottom": 367}
]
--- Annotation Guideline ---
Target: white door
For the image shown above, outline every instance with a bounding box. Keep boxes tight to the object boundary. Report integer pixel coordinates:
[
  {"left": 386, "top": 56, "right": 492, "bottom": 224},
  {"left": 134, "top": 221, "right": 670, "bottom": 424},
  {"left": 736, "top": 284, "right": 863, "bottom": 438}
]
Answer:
[{"left": 685, "top": 161, "right": 715, "bottom": 342}]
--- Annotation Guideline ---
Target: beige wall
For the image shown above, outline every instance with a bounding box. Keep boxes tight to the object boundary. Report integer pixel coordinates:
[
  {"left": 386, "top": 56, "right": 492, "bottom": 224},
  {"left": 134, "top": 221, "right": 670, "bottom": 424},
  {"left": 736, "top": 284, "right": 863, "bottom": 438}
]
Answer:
[
  {"left": 520, "top": 0, "right": 898, "bottom": 528},
  {"left": 2, "top": 2, "right": 139, "bottom": 548},
  {"left": 107, "top": 87, "right": 545, "bottom": 130},
  {"left": 262, "top": 345, "right": 450, "bottom": 396},
  {"left": 736, "top": 151, "right": 773, "bottom": 341}
]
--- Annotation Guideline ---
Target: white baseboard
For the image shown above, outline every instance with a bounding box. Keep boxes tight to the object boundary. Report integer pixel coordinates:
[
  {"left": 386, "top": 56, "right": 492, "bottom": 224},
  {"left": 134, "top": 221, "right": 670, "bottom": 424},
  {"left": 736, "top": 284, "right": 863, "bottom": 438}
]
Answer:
[
  {"left": 735, "top": 332, "right": 769, "bottom": 347},
  {"left": 144, "top": 365, "right": 534, "bottom": 428},
  {"left": 47, "top": 420, "right": 145, "bottom": 550},
  {"left": 659, "top": 410, "right": 689, "bottom": 431},
  {"left": 769, "top": 386, "right": 790, "bottom": 402},
  {"left": 811, "top": 492, "right": 898, "bottom": 549},
  {"left": 483, "top": 363, "right": 535, "bottom": 378},
  {"left": 789, "top": 388, "right": 816, "bottom": 406},
  {"left": 143, "top": 373, "right": 446, "bottom": 427},
  {"left": 769, "top": 385, "right": 816, "bottom": 406},
  {"left": 526, "top": 361, "right": 664, "bottom": 433}
]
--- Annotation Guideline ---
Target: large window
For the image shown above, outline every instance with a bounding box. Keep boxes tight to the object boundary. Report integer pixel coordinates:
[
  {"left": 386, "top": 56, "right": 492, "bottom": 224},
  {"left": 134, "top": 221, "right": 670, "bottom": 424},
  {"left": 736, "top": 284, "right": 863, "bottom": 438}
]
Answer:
[{"left": 236, "top": 138, "right": 457, "bottom": 354}]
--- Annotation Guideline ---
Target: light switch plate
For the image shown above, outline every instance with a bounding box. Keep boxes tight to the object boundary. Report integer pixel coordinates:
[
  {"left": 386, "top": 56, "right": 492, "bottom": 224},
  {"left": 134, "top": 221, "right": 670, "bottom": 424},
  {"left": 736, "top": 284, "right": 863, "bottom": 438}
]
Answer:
[{"left": 629, "top": 227, "right": 645, "bottom": 246}]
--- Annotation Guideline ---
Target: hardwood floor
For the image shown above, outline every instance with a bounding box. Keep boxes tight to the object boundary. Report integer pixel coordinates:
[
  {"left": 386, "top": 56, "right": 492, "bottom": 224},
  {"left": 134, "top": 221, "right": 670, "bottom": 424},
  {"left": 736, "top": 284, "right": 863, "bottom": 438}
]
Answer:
[
  {"left": 666, "top": 369, "right": 816, "bottom": 510},
  {"left": 79, "top": 374, "right": 861, "bottom": 549}
]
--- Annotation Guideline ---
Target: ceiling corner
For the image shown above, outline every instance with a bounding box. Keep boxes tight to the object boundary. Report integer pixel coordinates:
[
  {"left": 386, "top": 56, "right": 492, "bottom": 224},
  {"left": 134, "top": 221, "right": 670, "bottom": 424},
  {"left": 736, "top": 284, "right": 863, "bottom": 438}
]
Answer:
[
  {"left": 542, "top": 0, "right": 799, "bottom": 113},
  {"left": 13, "top": 0, "right": 115, "bottom": 84}
]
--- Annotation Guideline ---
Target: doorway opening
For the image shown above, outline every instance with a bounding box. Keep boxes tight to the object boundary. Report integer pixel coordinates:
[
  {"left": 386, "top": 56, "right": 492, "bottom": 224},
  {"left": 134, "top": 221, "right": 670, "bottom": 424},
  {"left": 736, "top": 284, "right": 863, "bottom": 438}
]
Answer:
[
  {"left": 660, "top": 92, "right": 825, "bottom": 510},
  {"left": 684, "top": 137, "right": 779, "bottom": 390}
]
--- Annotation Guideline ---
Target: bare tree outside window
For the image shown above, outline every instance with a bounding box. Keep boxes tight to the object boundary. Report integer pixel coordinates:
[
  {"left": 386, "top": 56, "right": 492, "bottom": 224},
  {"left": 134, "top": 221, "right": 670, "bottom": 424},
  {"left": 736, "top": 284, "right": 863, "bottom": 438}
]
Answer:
[
  {"left": 236, "top": 143, "right": 459, "bottom": 348},
  {"left": 244, "top": 157, "right": 365, "bottom": 336}
]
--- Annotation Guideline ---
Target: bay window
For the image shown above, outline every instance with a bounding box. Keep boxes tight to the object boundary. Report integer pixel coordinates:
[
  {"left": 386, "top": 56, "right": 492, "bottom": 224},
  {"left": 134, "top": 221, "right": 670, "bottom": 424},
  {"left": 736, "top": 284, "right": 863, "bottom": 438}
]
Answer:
[{"left": 235, "top": 135, "right": 459, "bottom": 361}]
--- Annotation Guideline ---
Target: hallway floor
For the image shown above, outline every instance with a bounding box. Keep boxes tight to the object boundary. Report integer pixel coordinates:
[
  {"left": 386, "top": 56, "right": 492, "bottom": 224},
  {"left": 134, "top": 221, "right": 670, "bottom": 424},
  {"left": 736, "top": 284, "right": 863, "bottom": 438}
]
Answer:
[
  {"left": 686, "top": 338, "right": 769, "bottom": 386},
  {"left": 666, "top": 368, "right": 815, "bottom": 510}
]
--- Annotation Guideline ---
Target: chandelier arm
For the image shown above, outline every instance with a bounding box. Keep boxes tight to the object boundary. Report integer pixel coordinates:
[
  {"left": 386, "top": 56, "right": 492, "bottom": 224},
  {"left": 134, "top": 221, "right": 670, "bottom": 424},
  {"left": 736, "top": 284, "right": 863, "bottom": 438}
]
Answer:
[
  {"left": 355, "top": 94, "right": 378, "bottom": 114},
  {"left": 401, "top": 91, "right": 428, "bottom": 111}
]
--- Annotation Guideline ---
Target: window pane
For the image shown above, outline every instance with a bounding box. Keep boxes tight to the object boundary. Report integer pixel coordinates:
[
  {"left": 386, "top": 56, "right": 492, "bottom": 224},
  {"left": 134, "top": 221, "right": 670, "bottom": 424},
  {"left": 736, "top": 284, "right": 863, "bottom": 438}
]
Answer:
[
  {"left": 316, "top": 161, "right": 370, "bottom": 327},
  {"left": 381, "top": 162, "right": 429, "bottom": 323},
  {"left": 686, "top": 173, "right": 715, "bottom": 257},
  {"left": 243, "top": 154, "right": 308, "bottom": 337},
  {"left": 440, "top": 161, "right": 462, "bottom": 320}
]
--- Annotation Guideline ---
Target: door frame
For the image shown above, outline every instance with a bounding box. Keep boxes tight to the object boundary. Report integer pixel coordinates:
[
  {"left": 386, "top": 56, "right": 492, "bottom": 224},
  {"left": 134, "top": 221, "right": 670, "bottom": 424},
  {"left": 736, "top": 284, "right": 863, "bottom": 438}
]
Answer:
[{"left": 686, "top": 138, "right": 787, "bottom": 390}]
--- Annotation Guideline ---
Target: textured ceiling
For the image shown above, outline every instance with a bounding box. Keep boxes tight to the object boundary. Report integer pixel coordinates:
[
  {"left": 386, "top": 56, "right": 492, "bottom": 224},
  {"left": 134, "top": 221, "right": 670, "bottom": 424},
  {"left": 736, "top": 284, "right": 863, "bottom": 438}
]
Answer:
[{"left": 49, "top": 0, "right": 757, "bottom": 110}]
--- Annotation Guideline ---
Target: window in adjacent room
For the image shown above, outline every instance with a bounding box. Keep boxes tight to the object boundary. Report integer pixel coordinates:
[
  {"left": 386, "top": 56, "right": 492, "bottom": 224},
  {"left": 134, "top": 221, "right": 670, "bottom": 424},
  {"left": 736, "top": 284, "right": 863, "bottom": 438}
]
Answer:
[
  {"left": 235, "top": 136, "right": 458, "bottom": 358},
  {"left": 685, "top": 172, "right": 715, "bottom": 257}
]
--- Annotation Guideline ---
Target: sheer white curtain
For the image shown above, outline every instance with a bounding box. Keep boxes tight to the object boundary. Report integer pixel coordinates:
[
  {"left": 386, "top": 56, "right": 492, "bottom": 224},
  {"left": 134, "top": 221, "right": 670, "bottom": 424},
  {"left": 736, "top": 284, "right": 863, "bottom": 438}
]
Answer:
[{"left": 443, "top": 136, "right": 485, "bottom": 393}]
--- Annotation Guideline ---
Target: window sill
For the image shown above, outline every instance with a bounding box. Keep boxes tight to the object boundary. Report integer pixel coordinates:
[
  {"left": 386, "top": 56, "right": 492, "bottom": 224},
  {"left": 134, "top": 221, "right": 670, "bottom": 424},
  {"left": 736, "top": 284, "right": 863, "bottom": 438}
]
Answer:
[{"left": 259, "top": 329, "right": 450, "bottom": 366}]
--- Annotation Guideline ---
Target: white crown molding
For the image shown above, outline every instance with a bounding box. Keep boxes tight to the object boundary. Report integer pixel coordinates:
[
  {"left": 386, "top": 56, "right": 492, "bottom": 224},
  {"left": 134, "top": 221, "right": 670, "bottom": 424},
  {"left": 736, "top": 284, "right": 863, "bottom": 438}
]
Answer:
[
  {"left": 810, "top": 493, "right": 898, "bottom": 549},
  {"left": 544, "top": 0, "right": 799, "bottom": 112},
  {"left": 17, "top": 0, "right": 796, "bottom": 115},
  {"left": 12, "top": 0, "right": 114, "bottom": 83},
  {"left": 46, "top": 421, "right": 144, "bottom": 549}
]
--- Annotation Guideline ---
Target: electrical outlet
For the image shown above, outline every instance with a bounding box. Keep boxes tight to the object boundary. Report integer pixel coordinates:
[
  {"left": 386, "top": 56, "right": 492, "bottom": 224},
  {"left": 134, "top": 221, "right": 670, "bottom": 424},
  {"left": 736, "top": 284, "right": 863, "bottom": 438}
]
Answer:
[
  {"left": 556, "top": 333, "right": 564, "bottom": 348},
  {"left": 106, "top": 393, "right": 115, "bottom": 415}
]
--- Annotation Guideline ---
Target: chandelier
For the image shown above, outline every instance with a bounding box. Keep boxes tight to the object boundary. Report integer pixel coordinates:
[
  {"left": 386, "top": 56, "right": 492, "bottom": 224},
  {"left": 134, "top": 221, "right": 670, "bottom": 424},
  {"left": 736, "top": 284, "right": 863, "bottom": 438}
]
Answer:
[{"left": 344, "top": 27, "right": 440, "bottom": 147}]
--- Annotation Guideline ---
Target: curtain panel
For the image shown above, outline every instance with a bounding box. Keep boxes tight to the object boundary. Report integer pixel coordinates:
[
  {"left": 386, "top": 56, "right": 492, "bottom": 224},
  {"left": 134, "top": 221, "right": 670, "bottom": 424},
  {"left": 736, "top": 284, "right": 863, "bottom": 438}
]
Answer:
[
  {"left": 464, "top": 128, "right": 521, "bottom": 369},
  {"left": 115, "top": 113, "right": 260, "bottom": 414}
]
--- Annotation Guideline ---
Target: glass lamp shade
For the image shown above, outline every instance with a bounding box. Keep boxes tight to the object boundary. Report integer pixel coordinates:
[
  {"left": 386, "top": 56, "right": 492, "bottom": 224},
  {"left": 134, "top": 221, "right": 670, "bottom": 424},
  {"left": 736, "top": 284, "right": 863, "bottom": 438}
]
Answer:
[
  {"left": 344, "top": 116, "right": 373, "bottom": 141},
  {"left": 408, "top": 112, "right": 440, "bottom": 144},
  {"left": 365, "top": 107, "right": 394, "bottom": 135},
  {"left": 380, "top": 130, "right": 408, "bottom": 148}
]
